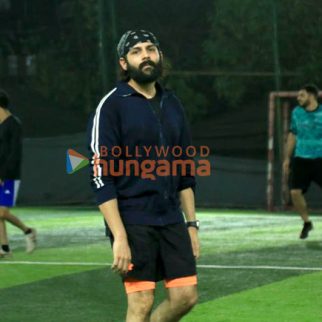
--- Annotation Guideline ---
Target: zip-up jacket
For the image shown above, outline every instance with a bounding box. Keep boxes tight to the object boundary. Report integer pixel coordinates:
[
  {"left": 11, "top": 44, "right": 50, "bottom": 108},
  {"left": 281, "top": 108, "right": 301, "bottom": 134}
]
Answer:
[
  {"left": 0, "top": 115, "right": 22, "bottom": 180},
  {"left": 88, "top": 81, "right": 196, "bottom": 226}
]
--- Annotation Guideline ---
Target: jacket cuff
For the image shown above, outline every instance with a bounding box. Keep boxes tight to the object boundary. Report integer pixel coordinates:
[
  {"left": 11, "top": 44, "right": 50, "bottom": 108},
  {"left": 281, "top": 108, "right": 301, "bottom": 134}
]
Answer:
[
  {"left": 178, "top": 178, "right": 196, "bottom": 193},
  {"left": 95, "top": 184, "right": 118, "bottom": 206}
]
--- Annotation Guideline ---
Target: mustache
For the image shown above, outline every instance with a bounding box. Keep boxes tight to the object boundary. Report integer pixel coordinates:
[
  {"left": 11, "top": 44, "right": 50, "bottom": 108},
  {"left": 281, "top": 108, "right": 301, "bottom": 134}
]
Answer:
[{"left": 139, "top": 60, "right": 157, "bottom": 69}]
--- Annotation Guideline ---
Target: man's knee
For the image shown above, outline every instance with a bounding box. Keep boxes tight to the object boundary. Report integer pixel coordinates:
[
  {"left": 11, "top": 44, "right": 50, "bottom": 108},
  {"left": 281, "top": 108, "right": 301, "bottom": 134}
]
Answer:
[
  {"left": 127, "top": 291, "right": 154, "bottom": 318},
  {"left": 169, "top": 287, "right": 198, "bottom": 313},
  {"left": 290, "top": 189, "right": 303, "bottom": 199},
  {"left": 0, "top": 208, "right": 9, "bottom": 220}
]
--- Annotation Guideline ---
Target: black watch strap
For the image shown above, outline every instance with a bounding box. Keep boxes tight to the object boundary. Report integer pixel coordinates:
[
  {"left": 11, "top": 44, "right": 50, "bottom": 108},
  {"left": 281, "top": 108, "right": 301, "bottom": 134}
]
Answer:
[{"left": 186, "top": 220, "right": 200, "bottom": 230}]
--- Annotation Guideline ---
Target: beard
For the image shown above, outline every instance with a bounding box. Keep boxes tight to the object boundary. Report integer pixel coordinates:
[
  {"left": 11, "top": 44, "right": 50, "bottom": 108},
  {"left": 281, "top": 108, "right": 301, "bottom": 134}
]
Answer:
[
  {"left": 298, "top": 99, "right": 309, "bottom": 108},
  {"left": 126, "top": 59, "right": 163, "bottom": 84}
]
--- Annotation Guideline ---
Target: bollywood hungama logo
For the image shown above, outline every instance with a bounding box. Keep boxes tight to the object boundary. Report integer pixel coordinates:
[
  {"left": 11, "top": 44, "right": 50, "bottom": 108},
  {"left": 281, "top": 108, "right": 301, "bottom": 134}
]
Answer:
[{"left": 66, "top": 145, "right": 211, "bottom": 178}]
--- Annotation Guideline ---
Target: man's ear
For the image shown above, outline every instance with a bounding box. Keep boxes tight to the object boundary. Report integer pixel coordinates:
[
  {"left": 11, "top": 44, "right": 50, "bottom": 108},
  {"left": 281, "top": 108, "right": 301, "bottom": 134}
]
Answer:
[
  {"left": 119, "top": 57, "right": 128, "bottom": 71},
  {"left": 159, "top": 50, "right": 163, "bottom": 61}
]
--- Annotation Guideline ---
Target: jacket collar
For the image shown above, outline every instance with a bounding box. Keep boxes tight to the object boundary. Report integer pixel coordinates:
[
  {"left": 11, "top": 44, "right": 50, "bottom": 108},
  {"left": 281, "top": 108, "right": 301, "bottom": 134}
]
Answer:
[{"left": 115, "top": 81, "right": 170, "bottom": 98}]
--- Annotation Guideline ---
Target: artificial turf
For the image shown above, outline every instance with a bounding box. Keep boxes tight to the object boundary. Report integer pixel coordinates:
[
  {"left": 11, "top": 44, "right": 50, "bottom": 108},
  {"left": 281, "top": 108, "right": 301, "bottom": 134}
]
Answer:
[{"left": 0, "top": 208, "right": 321, "bottom": 321}]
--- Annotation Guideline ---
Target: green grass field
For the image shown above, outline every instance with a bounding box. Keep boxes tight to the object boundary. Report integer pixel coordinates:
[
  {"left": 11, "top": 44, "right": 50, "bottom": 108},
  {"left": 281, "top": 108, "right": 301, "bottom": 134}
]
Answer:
[{"left": 1, "top": 208, "right": 322, "bottom": 322}]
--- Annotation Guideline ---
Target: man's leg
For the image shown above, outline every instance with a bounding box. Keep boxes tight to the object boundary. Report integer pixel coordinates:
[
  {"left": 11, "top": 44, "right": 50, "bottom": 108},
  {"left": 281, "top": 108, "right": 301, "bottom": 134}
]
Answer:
[
  {"left": 0, "top": 181, "right": 26, "bottom": 231},
  {"left": 126, "top": 289, "right": 155, "bottom": 322},
  {"left": 152, "top": 223, "right": 198, "bottom": 321},
  {"left": 290, "top": 189, "right": 313, "bottom": 239},
  {"left": 150, "top": 285, "right": 198, "bottom": 322},
  {"left": 290, "top": 189, "right": 310, "bottom": 222},
  {"left": 0, "top": 218, "right": 10, "bottom": 256},
  {"left": 0, "top": 208, "right": 10, "bottom": 250},
  {"left": 0, "top": 218, "right": 8, "bottom": 245},
  {"left": 290, "top": 157, "right": 314, "bottom": 239},
  {"left": 120, "top": 225, "right": 158, "bottom": 321},
  {"left": 0, "top": 207, "right": 36, "bottom": 252},
  {"left": 0, "top": 207, "right": 29, "bottom": 232}
]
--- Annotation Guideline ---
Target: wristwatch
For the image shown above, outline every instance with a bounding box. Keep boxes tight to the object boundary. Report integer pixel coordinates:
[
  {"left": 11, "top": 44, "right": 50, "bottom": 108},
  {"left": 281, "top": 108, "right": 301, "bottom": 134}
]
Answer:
[{"left": 186, "top": 220, "right": 200, "bottom": 230}]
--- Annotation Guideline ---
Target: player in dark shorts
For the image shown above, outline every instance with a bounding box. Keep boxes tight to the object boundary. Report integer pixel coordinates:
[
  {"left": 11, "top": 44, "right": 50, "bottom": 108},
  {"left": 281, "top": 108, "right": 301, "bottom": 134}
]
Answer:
[
  {"left": 283, "top": 84, "right": 322, "bottom": 239},
  {"left": 88, "top": 30, "right": 200, "bottom": 321},
  {"left": 0, "top": 89, "right": 36, "bottom": 258}
]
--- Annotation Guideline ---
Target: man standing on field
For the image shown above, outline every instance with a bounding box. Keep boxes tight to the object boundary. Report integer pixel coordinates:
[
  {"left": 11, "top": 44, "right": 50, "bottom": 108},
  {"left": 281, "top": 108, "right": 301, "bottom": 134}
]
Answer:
[
  {"left": 283, "top": 84, "right": 322, "bottom": 239},
  {"left": 88, "top": 30, "right": 200, "bottom": 322}
]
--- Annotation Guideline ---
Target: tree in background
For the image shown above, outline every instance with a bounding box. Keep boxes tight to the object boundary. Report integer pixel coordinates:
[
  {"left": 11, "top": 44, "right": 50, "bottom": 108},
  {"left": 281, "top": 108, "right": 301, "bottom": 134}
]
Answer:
[
  {"left": 115, "top": 0, "right": 211, "bottom": 122},
  {"left": 204, "top": 0, "right": 322, "bottom": 106},
  {"left": 32, "top": 0, "right": 100, "bottom": 113},
  {"left": 31, "top": 0, "right": 211, "bottom": 121}
]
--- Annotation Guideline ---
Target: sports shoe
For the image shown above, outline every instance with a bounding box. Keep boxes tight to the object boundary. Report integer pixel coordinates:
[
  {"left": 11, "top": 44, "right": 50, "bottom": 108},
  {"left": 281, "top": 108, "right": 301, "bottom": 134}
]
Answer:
[
  {"left": 300, "top": 222, "right": 313, "bottom": 239},
  {"left": 0, "top": 248, "right": 12, "bottom": 258},
  {"left": 25, "top": 228, "right": 37, "bottom": 253}
]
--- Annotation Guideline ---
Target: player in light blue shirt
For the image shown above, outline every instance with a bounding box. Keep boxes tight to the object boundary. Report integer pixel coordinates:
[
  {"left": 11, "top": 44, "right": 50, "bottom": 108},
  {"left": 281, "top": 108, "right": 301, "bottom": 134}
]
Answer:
[
  {"left": 283, "top": 84, "right": 322, "bottom": 239},
  {"left": 290, "top": 102, "right": 322, "bottom": 158}
]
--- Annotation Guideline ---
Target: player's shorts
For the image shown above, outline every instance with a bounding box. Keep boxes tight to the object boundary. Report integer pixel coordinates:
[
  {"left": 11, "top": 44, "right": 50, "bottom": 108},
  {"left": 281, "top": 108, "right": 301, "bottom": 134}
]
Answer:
[
  {"left": 109, "top": 222, "right": 197, "bottom": 294},
  {"left": 0, "top": 180, "right": 21, "bottom": 207},
  {"left": 290, "top": 157, "right": 322, "bottom": 193}
]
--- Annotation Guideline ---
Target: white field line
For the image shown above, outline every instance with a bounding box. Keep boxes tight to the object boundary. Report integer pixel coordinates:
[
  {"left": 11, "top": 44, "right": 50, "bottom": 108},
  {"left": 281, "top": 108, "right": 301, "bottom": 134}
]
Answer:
[{"left": 0, "top": 261, "right": 322, "bottom": 271}]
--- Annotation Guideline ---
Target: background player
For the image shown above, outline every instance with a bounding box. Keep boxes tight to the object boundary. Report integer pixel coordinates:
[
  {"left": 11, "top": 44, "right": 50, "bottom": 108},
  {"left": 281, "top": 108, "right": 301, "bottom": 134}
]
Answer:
[
  {"left": 0, "top": 89, "right": 36, "bottom": 257},
  {"left": 283, "top": 84, "right": 322, "bottom": 239}
]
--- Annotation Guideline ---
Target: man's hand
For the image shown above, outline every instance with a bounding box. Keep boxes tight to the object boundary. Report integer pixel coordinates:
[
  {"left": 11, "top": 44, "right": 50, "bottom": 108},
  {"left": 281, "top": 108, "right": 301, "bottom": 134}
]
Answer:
[
  {"left": 111, "top": 237, "right": 132, "bottom": 275},
  {"left": 99, "top": 199, "right": 131, "bottom": 275},
  {"left": 283, "top": 158, "right": 290, "bottom": 176},
  {"left": 188, "top": 227, "right": 200, "bottom": 259}
]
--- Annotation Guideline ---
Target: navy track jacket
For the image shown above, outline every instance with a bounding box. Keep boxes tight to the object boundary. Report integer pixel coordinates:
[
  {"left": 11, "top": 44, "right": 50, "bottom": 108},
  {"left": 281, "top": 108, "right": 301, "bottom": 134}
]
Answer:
[{"left": 88, "top": 81, "right": 196, "bottom": 226}]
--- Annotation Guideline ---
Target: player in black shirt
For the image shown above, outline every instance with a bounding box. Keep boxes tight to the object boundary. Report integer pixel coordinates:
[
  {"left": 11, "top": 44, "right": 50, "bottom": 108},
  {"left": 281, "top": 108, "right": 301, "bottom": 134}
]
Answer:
[{"left": 0, "top": 89, "right": 36, "bottom": 258}]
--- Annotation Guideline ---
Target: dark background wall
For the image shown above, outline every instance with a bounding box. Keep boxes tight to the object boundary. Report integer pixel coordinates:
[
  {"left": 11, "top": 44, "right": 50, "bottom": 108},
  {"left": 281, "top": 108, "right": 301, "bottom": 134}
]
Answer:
[{"left": 18, "top": 134, "right": 322, "bottom": 208}]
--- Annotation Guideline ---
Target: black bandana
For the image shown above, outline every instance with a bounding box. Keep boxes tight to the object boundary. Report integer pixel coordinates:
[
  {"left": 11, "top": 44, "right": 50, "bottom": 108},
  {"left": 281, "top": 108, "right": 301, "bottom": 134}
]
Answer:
[{"left": 117, "top": 30, "right": 160, "bottom": 58}]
